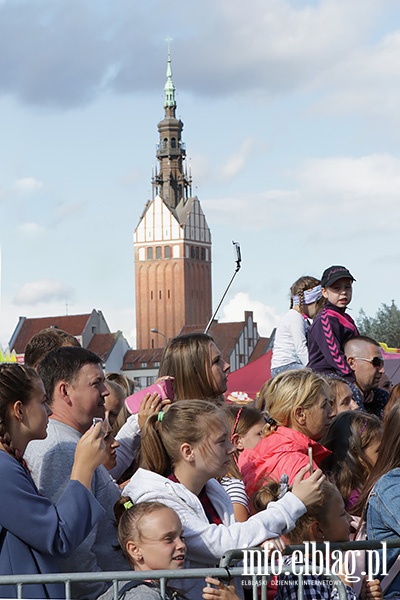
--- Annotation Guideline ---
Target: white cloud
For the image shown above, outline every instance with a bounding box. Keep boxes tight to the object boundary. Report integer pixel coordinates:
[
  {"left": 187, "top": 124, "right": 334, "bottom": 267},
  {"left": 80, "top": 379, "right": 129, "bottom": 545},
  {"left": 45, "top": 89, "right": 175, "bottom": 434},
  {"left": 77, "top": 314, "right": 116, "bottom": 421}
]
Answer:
[
  {"left": 204, "top": 153, "right": 400, "bottom": 233},
  {"left": 219, "top": 138, "right": 256, "bottom": 181},
  {"left": 14, "top": 177, "right": 44, "bottom": 193},
  {"left": 219, "top": 292, "right": 281, "bottom": 337},
  {"left": 14, "top": 280, "right": 74, "bottom": 306},
  {"left": 18, "top": 222, "right": 46, "bottom": 236},
  {"left": 296, "top": 154, "right": 400, "bottom": 203}
]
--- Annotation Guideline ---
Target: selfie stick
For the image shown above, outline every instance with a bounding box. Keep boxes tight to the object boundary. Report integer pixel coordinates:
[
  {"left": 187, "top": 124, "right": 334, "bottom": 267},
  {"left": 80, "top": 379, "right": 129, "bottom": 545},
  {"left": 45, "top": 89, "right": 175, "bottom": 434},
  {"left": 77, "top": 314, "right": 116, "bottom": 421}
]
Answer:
[{"left": 204, "top": 241, "right": 242, "bottom": 334}]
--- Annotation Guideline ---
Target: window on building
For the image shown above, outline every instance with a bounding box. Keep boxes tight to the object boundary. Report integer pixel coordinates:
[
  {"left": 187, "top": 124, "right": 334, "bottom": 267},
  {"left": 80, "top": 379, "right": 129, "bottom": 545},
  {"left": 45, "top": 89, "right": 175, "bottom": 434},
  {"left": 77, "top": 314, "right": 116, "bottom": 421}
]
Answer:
[
  {"left": 151, "top": 291, "right": 153, "bottom": 300},
  {"left": 147, "top": 247, "right": 153, "bottom": 260},
  {"left": 191, "top": 246, "right": 195, "bottom": 259},
  {"left": 171, "top": 138, "right": 177, "bottom": 148},
  {"left": 195, "top": 247, "right": 199, "bottom": 259},
  {"left": 141, "top": 362, "right": 148, "bottom": 368},
  {"left": 164, "top": 245, "right": 171, "bottom": 258},
  {"left": 168, "top": 290, "right": 170, "bottom": 299},
  {"left": 159, "top": 290, "right": 162, "bottom": 299},
  {"left": 156, "top": 246, "right": 162, "bottom": 259},
  {"left": 154, "top": 362, "right": 160, "bottom": 368},
  {"left": 201, "top": 247, "right": 206, "bottom": 260},
  {"left": 147, "top": 376, "right": 156, "bottom": 386}
]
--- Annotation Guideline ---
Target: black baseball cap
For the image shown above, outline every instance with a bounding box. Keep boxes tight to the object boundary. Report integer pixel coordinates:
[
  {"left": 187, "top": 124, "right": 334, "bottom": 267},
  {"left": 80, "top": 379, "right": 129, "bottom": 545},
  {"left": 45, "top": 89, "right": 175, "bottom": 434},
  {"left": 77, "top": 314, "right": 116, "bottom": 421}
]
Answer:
[{"left": 321, "top": 265, "right": 355, "bottom": 288}]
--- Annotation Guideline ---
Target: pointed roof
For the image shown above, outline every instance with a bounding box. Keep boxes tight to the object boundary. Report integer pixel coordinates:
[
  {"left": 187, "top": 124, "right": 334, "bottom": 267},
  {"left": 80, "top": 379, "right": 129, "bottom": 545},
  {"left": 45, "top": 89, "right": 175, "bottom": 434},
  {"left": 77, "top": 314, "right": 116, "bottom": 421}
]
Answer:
[{"left": 164, "top": 37, "right": 176, "bottom": 108}]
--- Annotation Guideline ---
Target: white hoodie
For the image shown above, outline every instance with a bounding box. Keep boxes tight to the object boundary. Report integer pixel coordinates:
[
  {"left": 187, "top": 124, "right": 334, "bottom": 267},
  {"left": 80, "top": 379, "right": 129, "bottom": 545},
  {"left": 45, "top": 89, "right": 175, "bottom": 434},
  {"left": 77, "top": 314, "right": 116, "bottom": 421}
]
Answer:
[{"left": 124, "top": 468, "right": 306, "bottom": 599}]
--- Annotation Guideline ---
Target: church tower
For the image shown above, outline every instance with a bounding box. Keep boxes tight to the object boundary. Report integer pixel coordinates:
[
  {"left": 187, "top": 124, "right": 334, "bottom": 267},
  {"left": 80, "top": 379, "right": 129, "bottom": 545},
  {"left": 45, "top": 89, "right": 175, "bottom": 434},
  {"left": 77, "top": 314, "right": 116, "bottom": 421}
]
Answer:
[{"left": 134, "top": 46, "right": 212, "bottom": 349}]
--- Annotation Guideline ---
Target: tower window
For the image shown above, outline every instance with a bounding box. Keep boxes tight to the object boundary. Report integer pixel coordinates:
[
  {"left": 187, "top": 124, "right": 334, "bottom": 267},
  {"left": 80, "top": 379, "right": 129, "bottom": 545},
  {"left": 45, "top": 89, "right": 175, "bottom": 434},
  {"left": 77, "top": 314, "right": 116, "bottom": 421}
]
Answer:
[
  {"left": 151, "top": 291, "right": 153, "bottom": 300},
  {"left": 201, "top": 247, "right": 206, "bottom": 260},
  {"left": 171, "top": 138, "right": 177, "bottom": 148},
  {"left": 168, "top": 290, "right": 170, "bottom": 299},
  {"left": 164, "top": 246, "right": 171, "bottom": 258},
  {"left": 147, "top": 247, "right": 153, "bottom": 260},
  {"left": 163, "top": 138, "right": 168, "bottom": 148},
  {"left": 195, "top": 247, "right": 199, "bottom": 260},
  {"left": 159, "top": 290, "right": 162, "bottom": 299},
  {"left": 191, "top": 246, "right": 195, "bottom": 259},
  {"left": 156, "top": 246, "right": 162, "bottom": 259}
]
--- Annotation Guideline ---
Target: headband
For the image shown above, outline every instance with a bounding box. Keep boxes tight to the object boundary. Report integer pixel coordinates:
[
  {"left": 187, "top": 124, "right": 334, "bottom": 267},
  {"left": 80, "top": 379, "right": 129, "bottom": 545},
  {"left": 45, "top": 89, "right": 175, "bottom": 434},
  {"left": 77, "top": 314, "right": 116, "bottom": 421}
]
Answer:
[
  {"left": 292, "top": 284, "right": 322, "bottom": 306},
  {"left": 230, "top": 407, "right": 243, "bottom": 442}
]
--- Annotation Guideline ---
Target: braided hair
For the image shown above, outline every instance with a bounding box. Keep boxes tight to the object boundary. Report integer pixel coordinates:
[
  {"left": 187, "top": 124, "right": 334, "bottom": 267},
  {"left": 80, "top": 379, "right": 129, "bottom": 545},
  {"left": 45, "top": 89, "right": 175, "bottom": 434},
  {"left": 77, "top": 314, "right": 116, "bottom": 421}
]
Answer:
[{"left": 0, "top": 363, "right": 39, "bottom": 466}]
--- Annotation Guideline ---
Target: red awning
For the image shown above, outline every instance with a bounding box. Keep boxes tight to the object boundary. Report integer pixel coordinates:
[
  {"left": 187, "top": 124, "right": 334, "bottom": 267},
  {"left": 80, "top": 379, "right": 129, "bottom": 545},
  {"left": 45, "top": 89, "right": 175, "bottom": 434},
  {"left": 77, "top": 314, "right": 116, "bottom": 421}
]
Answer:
[{"left": 225, "top": 350, "right": 272, "bottom": 401}]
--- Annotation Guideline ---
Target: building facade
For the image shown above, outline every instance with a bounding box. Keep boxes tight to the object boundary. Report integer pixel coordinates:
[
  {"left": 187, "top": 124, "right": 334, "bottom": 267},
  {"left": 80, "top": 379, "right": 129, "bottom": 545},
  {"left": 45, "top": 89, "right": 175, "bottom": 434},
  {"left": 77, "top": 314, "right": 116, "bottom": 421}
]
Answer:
[{"left": 134, "top": 47, "right": 212, "bottom": 349}]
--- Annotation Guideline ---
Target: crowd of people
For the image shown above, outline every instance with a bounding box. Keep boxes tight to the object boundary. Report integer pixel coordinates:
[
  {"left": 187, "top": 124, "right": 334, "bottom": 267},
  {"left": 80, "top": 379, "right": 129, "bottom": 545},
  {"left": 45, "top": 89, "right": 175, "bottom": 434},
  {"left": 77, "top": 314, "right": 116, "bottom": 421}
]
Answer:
[{"left": 0, "top": 264, "right": 398, "bottom": 600}]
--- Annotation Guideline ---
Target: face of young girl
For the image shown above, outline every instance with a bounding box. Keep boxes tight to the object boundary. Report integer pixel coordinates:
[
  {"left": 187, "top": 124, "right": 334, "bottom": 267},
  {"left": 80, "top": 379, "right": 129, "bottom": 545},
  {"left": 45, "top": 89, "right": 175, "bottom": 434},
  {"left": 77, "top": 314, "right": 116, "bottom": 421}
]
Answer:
[
  {"left": 322, "top": 278, "right": 353, "bottom": 309},
  {"left": 23, "top": 377, "right": 52, "bottom": 443},
  {"left": 334, "top": 382, "right": 359, "bottom": 414},
  {"left": 236, "top": 419, "right": 266, "bottom": 450},
  {"left": 319, "top": 489, "right": 351, "bottom": 543},
  {"left": 102, "top": 430, "right": 120, "bottom": 471},
  {"left": 194, "top": 420, "right": 235, "bottom": 479},
  {"left": 132, "top": 507, "right": 186, "bottom": 571},
  {"left": 209, "top": 342, "right": 230, "bottom": 394}
]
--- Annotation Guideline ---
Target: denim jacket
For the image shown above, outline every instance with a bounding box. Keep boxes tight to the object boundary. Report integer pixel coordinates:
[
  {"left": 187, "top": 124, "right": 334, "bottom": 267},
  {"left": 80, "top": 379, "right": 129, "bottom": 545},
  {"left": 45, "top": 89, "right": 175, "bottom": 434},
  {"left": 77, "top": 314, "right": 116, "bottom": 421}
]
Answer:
[{"left": 366, "top": 468, "right": 400, "bottom": 598}]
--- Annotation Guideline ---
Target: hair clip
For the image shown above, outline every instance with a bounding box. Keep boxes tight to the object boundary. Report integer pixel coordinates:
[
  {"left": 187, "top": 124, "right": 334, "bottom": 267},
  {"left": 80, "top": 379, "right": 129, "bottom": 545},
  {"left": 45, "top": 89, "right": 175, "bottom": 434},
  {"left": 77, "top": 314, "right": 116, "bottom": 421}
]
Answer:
[
  {"left": 123, "top": 500, "right": 133, "bottom": 510},
  {"left": 157, "top": 411, "right": 164, "bottom": 422}
]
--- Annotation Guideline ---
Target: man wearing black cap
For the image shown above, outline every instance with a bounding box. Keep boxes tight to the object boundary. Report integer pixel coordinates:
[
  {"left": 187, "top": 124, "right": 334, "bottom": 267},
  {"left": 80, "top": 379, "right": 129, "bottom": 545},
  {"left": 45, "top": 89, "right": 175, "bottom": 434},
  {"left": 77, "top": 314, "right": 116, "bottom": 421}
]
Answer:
[{"left": 307, "top": 265, "right": 359, "bottom": 379}]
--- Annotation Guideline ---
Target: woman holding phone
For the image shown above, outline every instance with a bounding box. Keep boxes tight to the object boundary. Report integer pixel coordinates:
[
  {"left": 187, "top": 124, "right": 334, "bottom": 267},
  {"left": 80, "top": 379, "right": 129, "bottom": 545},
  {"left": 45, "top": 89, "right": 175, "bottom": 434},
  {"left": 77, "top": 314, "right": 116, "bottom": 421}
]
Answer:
[{"left": 0, "top": 363, "right": 106, "bottom": 599}]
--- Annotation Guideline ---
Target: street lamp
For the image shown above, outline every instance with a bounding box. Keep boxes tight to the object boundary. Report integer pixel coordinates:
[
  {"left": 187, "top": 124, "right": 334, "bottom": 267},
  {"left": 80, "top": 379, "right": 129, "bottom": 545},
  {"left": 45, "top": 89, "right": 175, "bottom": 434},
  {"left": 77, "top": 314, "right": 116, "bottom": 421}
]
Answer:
[{"left": 151, "top": 328, "right": 167, "bottom": 346}]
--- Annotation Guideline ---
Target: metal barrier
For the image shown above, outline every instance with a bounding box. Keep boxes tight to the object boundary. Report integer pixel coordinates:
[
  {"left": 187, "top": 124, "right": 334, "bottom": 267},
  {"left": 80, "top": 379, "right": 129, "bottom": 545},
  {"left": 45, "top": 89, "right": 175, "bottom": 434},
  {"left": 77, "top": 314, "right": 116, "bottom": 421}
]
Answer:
[{"left": 1, "top": 538, "right": 399, "bottom": 599}]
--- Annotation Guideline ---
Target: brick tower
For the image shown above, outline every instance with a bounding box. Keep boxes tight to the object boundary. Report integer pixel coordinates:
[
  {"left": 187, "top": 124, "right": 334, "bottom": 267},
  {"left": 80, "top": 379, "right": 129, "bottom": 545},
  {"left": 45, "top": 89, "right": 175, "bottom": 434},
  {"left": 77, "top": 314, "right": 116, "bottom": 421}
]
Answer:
[{"left": 134, "top": 46, "right": 212, "bottom": 349}]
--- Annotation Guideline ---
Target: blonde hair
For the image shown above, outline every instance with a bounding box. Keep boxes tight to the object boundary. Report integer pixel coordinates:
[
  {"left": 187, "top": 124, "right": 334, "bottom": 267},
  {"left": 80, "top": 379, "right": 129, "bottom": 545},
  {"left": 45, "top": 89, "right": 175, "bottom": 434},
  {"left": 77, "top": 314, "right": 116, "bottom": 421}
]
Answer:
[{"left": 258, "top": 369, "right": 330, "bottom": 434}]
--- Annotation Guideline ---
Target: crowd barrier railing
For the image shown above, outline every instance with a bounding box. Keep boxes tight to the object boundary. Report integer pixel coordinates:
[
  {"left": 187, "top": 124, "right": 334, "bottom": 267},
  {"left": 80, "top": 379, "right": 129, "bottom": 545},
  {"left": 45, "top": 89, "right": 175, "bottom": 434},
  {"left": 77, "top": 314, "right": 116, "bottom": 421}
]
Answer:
[{"left": 1, "top": 538, "right": 399, "bottom": 600}]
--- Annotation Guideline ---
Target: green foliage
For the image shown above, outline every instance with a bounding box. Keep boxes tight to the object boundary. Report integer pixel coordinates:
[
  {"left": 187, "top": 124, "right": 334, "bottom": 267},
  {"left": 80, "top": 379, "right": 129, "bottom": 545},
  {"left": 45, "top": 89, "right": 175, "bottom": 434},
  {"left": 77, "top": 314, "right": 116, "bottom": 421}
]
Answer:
[{"left": 358, "top": 300, "right": 400, "bottom": 348}]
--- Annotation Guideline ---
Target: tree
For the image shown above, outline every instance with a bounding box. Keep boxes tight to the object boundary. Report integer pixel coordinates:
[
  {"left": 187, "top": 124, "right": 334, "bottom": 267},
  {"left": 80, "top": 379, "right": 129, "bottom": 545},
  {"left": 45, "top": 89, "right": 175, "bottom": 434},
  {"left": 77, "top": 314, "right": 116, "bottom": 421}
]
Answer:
[{"left": 358, "top": 300, "right": 400, "bottom": 348}]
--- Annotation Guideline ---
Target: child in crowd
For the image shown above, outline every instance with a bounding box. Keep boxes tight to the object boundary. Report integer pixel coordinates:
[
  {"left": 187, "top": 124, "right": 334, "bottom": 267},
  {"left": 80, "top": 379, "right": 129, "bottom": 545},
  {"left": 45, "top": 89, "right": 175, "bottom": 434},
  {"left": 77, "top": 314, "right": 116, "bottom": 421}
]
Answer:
[
  {"left": 325, "top": 377, "right": 359, "bottom": 414},
  {"left": 271, "top": 276, "right": 322, "bottom": 377},
  {"left": 307, "top": 266, "right": 358, "bottom": 379},
  {"left": 255, "top": 481, "right": 382, "bottom": 600},
  {"left": 321, "top": 411, "right": 382, "bottom": 511},
  {"left": 220, "top": 404, "right": 266, "bottom": 521},
  {"left": 99, "top": 500, "right": 241, "bottom": 600},
  {"left": 102, "top": 419, "right": 121, "bottom": 472},
  {"left": 124, "top": 400, "right": 326, "bottom": 600}
]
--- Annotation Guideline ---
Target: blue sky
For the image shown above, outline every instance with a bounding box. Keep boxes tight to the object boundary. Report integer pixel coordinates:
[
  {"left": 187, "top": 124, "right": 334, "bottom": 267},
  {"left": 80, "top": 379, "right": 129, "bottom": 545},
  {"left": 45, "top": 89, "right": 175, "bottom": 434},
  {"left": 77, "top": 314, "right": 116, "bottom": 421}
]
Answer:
[{"left": 1, "top": 0, "right": 400, "bottom": 349}]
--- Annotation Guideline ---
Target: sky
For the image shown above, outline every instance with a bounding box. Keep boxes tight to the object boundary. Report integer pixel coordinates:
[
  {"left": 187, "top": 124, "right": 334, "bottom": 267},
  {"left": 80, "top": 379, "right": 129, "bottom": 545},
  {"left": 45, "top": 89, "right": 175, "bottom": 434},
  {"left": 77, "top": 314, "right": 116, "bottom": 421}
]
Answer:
[{"left": 1, "top": 0, "right": 400, "bottom": 350}]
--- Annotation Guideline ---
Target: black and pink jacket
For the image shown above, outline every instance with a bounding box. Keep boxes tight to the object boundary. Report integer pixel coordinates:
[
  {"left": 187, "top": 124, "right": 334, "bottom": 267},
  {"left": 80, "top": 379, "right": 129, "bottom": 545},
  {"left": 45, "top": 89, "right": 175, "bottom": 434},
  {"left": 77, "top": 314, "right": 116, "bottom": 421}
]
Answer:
[{"left": 307, "top": 302, "right": 359, "bottom": 379}]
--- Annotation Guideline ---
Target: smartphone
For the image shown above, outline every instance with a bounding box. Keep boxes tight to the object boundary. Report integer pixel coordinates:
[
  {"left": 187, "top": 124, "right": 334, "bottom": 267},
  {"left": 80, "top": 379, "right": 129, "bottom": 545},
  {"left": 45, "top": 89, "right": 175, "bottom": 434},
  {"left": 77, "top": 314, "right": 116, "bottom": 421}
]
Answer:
[
  {"left": 125, "top": 379, "right": 175, "bottom": 414},
  {"left": 308, "top": 445, "right": 313, "bottom": 475}
]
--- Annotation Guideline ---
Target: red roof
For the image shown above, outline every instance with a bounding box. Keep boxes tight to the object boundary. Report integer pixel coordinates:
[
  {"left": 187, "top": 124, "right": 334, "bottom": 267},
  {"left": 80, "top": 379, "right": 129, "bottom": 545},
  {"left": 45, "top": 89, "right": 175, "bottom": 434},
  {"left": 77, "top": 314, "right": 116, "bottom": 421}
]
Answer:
[
  {"left": 10, "top": 314, "right": 92, "bottom": 353},
  {"left": 87, "top": 333, "right": 118, "bottom": 362},
  {"left": 122, "top": 348, "right": 164, "bottom": 370}
]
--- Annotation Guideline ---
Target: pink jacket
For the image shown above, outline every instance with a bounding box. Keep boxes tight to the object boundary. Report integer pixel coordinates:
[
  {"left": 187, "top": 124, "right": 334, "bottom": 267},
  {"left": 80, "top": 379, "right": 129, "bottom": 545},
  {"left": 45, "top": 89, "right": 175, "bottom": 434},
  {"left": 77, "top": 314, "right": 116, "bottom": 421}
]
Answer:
[{"left": 238, "top": 426, "right": 331, "bottom": 500}]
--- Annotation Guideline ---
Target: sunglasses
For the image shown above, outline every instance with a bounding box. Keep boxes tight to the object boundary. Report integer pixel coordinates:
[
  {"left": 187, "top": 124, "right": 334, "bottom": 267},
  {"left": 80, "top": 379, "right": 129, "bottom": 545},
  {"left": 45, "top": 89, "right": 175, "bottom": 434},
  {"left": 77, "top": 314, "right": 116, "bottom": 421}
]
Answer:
[{"left": 354, "top": 356, "right": 384, "bottom": 368}]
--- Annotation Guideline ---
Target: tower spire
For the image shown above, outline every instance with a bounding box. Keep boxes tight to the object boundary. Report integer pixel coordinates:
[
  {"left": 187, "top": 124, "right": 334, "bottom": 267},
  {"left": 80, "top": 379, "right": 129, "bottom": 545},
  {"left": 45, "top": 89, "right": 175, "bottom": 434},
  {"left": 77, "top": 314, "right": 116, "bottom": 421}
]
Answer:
[
  {"left": 164, "top": 36, "right": 176, "bottom": 108},
  {"left": 151, "top": 38, "right": 192, "bottom": 208}
]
